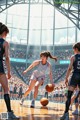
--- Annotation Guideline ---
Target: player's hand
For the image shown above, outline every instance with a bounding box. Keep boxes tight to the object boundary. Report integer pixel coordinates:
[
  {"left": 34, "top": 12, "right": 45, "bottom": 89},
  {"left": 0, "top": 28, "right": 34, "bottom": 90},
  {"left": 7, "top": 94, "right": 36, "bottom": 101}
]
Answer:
[
  {"left": 7, "top": 72, "right": 11, "bottom": 79},
  {"left": 65, "top": 78, "right": 68, "bottom": 87},
  {"left": 23, "top": 70, "right": 27, "bottom": 75}
]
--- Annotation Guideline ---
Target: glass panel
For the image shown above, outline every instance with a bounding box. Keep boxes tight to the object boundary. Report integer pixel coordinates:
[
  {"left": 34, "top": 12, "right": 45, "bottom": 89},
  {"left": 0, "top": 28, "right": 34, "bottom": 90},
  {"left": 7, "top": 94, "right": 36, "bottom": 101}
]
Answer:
[
  {"left": 67, "top": 28, "right": 75, "bottom": 44},
  {"left": 30, "top": 5, "right": 41, "bottom": 17},
  {"left": 30, "top": 17, "right": 41, "bottom": 29},
  {"left": 42, "top": 5, "right": 54, "bottom": 17},
  {"left": 77, "top": 29, "right": 80, "bottom": 42},
  {"left": 55, "top": 29, "right": 67, "bottom": 45},
  {"left": 55, "top": 10, "right": 67, "bottom": 28},
  {"left": 0, "top": 13, "right": 6, "bottom": 23},
  {"left": 42, "top": 17, "right": 53, "bottom": 29},
  {"left": 29, "top": 30, "right": 40, "bottom": 45},
  {"left": 12, "top": 29, "right": 27, "bottom": 42},
  {"left": 42, "top": 30, "right": 53, "bottom": 45}
]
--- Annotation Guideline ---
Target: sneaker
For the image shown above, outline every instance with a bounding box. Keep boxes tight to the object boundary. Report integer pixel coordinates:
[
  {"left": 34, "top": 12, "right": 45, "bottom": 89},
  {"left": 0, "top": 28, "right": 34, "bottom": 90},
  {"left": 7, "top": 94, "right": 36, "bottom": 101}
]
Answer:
[
  {"left": 8, "top": 111, "right": 19, "bottom": 119},
  {"left": 69, "top": 106, "right": 72, "bottom": 111},
  {"left": 72, "top": 109, "right": 78, "bottom": 115},
  {"left": 20, "top": 98, "right": 25, "bottom": 105},
  {"left": 30, "top": 100, "right": 35, "bottom": 108},
  {"left": 60, "top": 112, "right": 69, "bottom": 120}
]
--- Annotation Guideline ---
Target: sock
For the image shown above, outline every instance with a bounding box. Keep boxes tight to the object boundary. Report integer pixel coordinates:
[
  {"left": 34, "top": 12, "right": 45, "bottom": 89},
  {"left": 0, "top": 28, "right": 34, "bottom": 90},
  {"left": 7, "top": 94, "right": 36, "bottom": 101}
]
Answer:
[
  {"left": 4, "top": 94, "right": 12, "bottom": 112},
  {"left": 65, "top": 90, "right": 73, "bottom": 113}
]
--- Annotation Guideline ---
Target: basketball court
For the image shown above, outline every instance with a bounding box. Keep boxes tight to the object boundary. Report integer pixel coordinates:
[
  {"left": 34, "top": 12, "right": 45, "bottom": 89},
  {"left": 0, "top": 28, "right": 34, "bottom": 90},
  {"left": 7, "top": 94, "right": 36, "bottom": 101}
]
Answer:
[
  {"left": 0, "top": 99, "right": 80, "bottom": 120},
  {"left": 0, "top": 1, "right": 80, "bottom": 120}
]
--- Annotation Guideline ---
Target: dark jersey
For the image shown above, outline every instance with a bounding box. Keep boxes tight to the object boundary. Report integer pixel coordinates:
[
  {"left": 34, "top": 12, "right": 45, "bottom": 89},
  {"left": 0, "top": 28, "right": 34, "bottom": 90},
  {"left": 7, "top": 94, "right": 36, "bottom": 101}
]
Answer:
[
  {"left": 0, "top": 38, "right": 5, "bottom": 60},
  {"left": 0, "top": 38, "right": 5, "bottom": 73},
  {"left": 73, "top": 54, "right": 80, "bottom": 73},
  {"left": 13, "top": 86, "right": 17, "bottom": 93},
  {"left": 19, "top": 87, "right": 23, "bottom": 94}
]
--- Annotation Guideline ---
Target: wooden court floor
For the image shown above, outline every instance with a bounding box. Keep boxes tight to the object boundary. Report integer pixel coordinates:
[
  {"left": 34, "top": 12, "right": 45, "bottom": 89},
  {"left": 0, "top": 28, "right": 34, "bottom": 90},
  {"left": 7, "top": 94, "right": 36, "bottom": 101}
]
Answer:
[{"left": 0, "top": 99, "right": 80, "bottom": 120}]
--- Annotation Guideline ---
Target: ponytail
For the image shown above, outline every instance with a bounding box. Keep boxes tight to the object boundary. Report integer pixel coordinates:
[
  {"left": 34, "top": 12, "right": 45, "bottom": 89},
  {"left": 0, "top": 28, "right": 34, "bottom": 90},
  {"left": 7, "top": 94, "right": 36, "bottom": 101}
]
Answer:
[
  {"left": 40, "top": 51, "right": 57, "bottom": 61},
  {"left": 0, "top": 22, "right": 9, "bottom": 35}
]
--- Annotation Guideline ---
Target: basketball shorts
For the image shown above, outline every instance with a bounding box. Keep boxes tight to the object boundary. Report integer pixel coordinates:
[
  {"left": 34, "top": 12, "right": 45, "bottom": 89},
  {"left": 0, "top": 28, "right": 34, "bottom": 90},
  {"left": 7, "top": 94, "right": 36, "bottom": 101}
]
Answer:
[
  {"left": 30, "top": 72, "right": 45, "bottom": 81},
  {"left": 68, "top": 73, "right": 80, "bottom": 87}
]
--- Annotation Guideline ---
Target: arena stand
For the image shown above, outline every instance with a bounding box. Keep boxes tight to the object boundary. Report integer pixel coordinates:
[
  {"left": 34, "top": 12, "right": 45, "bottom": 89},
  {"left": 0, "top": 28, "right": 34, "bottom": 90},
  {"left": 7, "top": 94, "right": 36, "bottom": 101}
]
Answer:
[{"left": 10, "top": 43, "right": 73, "bottom": 60}]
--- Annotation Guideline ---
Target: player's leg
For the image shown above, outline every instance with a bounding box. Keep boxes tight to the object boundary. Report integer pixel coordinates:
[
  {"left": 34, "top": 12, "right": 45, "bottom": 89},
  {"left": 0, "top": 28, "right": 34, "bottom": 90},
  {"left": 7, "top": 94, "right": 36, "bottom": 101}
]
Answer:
[
  {"left": 24, "top": 80, "right": 36, "bottom": 97},
  {"left": 60, "top": 86, "right": 75, "bottom": 120},
  {"left": 60, "top": 73, "right": 78, "bottom": 120},
  {"left": 0, "top": 74, "right": 11, "bottom": 111},
  {"left": 72, "top": 90, "right": 80, "bottom": 115},
  {"left": 30, "top": 80, "right": 43, "bottom": 108},
  {"left": 0, "top": 74, "right": 19, "bottom": 119},
  {"left": 69, "top": 89, "right": 79, "bottom": 111},
  {"left": 20, "top": 79, "right": 36, "bottom": 105},
  {"left": 34, "top": 80, "right": 43, "bottom": 99}
]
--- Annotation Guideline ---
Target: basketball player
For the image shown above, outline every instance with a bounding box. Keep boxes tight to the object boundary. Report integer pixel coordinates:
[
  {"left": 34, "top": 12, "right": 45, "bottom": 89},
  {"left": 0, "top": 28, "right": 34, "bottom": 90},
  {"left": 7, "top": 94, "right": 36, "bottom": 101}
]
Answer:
[
  {"left": 0, "top": 22, "right": 19, "bottom": 119},
  {"left": 69, "top": 86, "right": 79, "bottom": 111},
  {"left": 69, "top": 87, "right": 80, "bottom": 115},
  {"left": 20, "top": 51, "right": 57, "bottom": 108},
  {"left": 72, "top": 91, "right": 80, "bottom": 115},
  {"left": 9, "top": 82, "right": 14, "bottom": 99},
  {"left": 18, "top": 84, "right": 23, "bottom": 99},
  {"left": 60, "top": 42, "right": 80, "bottom": 120},
  {"left": 13, "top": 84, "right": 18, "bottom": 99}
]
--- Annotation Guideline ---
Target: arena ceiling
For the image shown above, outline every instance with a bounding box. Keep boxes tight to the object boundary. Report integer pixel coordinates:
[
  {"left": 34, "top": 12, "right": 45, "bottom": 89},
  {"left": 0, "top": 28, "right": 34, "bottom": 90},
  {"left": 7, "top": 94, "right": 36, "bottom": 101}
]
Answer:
[{"left": 0, "top": 0, "right": 80, "bottom": 30}]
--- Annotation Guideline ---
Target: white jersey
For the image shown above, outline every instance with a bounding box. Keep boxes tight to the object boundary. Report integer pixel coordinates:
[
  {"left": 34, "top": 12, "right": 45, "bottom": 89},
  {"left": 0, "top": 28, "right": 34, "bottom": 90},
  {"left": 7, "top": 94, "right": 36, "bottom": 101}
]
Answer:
[
  {"left": 59, "top": 89, "right": 62, "bottom": 95},
  {"left": 55, "top": 89, "right": 59, "bottom": 94},
  {"left": 33, "top": 61, "right": 50, "bottom": 78}
]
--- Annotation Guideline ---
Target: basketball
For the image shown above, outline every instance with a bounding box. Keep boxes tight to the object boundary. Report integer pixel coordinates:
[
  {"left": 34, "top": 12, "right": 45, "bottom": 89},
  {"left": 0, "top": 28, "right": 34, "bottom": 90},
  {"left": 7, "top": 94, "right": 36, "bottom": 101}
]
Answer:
[
  {"left": 45, "top": 84, "right": 54, "bottom": 92},
  {"left": 40, "top": 97, "right": 49, "bottom": 106}
]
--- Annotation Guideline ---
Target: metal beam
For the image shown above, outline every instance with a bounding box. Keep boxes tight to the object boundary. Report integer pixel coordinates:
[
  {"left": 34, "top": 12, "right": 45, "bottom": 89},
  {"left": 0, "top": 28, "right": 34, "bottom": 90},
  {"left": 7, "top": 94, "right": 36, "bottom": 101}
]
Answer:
[
  {"left": 45, "top": 0, "right": 80, "bottom": 30},
  {"left": 0, "top": 0, "right": 80, "bottom": 29},
  {"left": 0, "top": 0, "right": 40, "bottom": 13}
]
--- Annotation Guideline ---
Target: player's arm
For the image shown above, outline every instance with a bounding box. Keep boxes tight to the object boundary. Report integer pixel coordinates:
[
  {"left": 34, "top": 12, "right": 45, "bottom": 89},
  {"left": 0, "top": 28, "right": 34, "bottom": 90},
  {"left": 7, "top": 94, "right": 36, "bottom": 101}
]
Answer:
[
  {"left": 4, "top": 41, "right": 11, "bottom": 79},
  {"left": 49, "top": 63, "right": 54, "bottom": 84},
  {"left": 23, "top": 60, "right": 40, "bottom": 74},
  {"left": 65, "top": 56, "right": 74, "bottom": 85}
]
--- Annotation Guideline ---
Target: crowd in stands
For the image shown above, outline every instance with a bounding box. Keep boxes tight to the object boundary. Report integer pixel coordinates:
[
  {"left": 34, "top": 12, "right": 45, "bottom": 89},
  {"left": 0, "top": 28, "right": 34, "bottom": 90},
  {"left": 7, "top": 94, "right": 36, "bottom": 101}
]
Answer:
[
  {"left": 10, "top": 49, "right": 26, "bottom": 59},
  {"left": 54, "top": 49, "right": 73, "bottom": 60},
  {"left": 9, "top": 47, "right": 73, "bottom": 60},
  {"left": 10, "top": 49, "right": 40, "bottom": 60}
]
